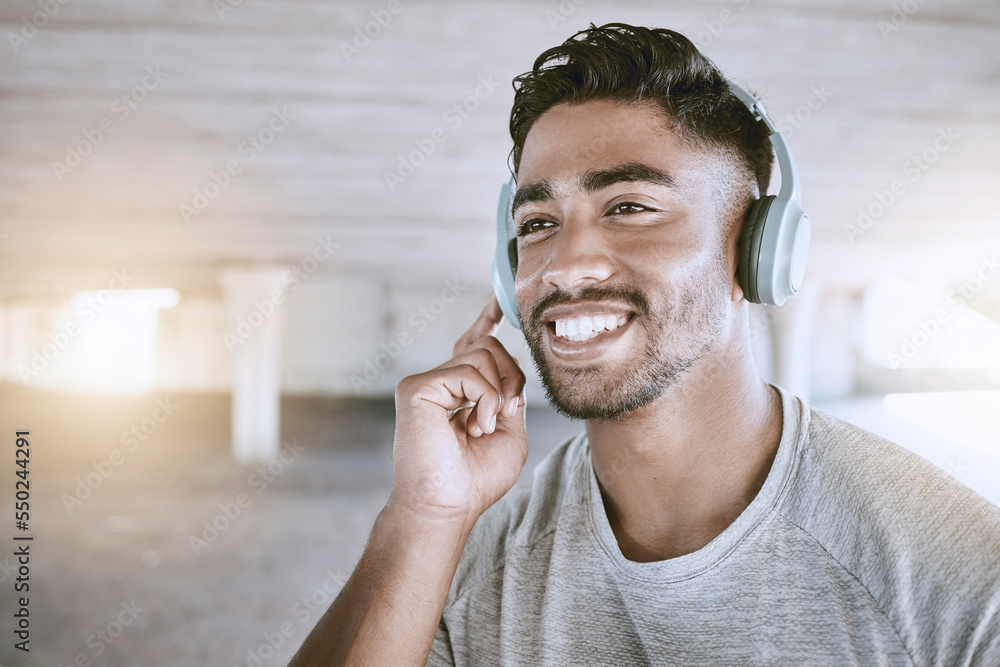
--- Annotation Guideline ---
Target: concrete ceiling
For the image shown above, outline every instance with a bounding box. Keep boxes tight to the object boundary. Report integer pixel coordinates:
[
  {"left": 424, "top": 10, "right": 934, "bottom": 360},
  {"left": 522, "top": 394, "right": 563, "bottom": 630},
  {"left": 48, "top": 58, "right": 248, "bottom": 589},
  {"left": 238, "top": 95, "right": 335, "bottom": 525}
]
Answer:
[{"left": 1, "top": 0, "right": 998, "bottom": 299}]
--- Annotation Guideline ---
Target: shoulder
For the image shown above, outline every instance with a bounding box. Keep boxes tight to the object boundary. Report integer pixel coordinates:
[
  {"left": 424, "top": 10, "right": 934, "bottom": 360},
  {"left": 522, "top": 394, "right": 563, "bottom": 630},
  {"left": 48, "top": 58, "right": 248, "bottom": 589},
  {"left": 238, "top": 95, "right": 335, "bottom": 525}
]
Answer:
[
  {"left": 448, "top": 431, "right": 589, "bottom": 601},
  {"left": 786, "top": 405, "right": 1000, "bottom": 543},
  {"left": 780, "top": 403, "right": 1000, "bottom": 662}
]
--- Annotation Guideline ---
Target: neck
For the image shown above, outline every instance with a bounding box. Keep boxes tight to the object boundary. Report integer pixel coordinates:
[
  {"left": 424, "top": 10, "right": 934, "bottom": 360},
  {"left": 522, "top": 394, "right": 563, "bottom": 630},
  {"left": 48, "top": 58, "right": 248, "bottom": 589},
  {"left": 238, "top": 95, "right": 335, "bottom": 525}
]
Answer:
[{"left": 586, "top": 329, "right": 782, "bottom": 562}]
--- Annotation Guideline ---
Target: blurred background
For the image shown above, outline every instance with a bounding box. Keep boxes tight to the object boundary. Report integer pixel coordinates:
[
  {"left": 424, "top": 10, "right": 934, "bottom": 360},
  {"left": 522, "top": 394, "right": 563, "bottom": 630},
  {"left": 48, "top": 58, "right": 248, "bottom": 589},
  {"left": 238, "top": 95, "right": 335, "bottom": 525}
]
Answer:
[{"left": 0, "top": 0, "right": 998, "bottom": 664}]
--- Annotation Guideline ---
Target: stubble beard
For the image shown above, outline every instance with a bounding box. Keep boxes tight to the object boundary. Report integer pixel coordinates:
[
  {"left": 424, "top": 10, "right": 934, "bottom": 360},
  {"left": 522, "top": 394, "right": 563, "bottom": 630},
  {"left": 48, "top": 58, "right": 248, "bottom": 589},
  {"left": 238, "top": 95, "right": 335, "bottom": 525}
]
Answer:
[{"left": 523, "top": 258, "right": 731, "bottom": 422}]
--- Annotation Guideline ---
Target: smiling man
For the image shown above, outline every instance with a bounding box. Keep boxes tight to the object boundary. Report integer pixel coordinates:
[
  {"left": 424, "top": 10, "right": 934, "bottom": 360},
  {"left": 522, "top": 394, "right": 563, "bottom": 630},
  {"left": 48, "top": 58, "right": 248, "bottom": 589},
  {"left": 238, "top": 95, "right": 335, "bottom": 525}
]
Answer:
[{"left": 291, "top": 23, "right": 1000, "bottom": 666}]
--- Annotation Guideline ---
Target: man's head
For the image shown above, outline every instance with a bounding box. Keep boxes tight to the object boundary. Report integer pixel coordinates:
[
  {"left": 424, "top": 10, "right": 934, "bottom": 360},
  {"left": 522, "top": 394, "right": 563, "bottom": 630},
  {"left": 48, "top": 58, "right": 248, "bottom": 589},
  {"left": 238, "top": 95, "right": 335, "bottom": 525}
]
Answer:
[
  {"left": 510, "top": 23, "right": 773, "bottom": 202},
  {"left": 509, "top": 23, "right": 774, "bottom": 421}
]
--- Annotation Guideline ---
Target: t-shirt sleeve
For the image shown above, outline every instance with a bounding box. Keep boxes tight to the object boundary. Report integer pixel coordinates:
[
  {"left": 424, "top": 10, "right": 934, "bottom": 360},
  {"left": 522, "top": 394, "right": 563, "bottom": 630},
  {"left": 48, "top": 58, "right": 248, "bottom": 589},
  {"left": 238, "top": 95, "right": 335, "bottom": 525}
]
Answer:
[
  {"left": 792, "top": 407, "right": 1000, "bottom": 664},
  {"left": 426, "top": 616, "right": 455, "bottom": 667}
]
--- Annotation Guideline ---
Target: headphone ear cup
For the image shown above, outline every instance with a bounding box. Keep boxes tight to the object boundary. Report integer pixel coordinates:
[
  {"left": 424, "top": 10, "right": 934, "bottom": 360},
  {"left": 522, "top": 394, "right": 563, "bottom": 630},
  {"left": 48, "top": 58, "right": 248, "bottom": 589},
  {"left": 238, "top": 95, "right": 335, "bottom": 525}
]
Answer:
[
  {"left": 738, "top": 195, "right": 775, "bottom": 304},
  {"left": 491, "top": 240, "right": 521, "bottom": 329},
  {"left": 492, "top": 178, "right": 522, "bottom": 328}
]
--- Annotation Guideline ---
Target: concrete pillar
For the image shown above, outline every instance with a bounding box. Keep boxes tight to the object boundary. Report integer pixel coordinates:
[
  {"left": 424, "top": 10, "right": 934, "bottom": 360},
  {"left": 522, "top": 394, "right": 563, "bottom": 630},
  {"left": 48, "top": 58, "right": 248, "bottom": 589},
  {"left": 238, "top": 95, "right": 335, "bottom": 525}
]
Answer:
[
  {"left": 219, "top": 266, "right": 288, "bottom": 463},
  {"left": 810, "top": 290, "right": 858, "bottom": 400},
  {"left": 771, "top": 284, "right": 823, "bottom": 402}
]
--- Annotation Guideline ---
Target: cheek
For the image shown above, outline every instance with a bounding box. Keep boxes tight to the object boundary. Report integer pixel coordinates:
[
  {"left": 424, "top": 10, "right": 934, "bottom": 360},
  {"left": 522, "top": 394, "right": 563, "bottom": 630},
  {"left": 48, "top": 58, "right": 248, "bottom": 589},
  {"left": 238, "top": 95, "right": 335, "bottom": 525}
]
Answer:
[
  {"left": 512, "top": 255, "right": 544, "bottom": 321},
  {"left": 512, "top": 235, "right": 554, "bottom": 279},
  {"left": 632, "top": 246, "right": 729, "bottom": 314},
  {"left": 616, "top": 232, "right": 704, "bottom": 281}
]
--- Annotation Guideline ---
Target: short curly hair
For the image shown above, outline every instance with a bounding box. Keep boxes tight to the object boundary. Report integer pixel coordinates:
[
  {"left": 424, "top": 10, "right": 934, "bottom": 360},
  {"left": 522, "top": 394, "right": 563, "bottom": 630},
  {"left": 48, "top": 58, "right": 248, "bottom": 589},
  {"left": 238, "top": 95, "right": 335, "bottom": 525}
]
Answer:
[{"left": 509, "top": 23, "right": 773, "bottom": 197}]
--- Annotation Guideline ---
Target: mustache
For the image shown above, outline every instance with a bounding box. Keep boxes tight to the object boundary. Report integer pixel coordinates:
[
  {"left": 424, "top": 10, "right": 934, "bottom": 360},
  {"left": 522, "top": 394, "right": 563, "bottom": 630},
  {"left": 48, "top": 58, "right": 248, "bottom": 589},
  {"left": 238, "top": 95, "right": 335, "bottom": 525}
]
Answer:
[{"left": 528, "top": 284, "right": 650, "bottom": 327}]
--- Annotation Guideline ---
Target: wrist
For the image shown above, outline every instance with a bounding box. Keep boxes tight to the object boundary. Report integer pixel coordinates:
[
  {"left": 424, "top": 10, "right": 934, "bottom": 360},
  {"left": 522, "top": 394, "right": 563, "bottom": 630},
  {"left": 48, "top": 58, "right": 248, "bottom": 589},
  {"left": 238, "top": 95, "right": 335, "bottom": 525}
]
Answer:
[{"left": 380, "top": 495, "right": 479, "bottom": 541}]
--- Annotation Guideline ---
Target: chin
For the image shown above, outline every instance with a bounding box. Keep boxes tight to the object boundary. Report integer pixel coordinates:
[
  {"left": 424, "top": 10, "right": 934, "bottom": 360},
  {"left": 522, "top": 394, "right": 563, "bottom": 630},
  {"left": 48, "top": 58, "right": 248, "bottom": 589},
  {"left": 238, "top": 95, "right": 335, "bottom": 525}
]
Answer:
[
  {"left": 529, "top": 330, "right": 695, "bottom": 422},
  {"left": 540, "top": 375, "right": 670, "bottom": 422}
]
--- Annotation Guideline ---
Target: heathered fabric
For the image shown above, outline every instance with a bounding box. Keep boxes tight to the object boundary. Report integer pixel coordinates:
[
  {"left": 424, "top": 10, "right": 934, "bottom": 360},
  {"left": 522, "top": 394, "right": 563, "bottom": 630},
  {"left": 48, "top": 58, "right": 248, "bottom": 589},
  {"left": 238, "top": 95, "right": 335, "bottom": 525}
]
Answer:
[{"left": 427, "top": 385, "right": 1000, "bottom": 666}]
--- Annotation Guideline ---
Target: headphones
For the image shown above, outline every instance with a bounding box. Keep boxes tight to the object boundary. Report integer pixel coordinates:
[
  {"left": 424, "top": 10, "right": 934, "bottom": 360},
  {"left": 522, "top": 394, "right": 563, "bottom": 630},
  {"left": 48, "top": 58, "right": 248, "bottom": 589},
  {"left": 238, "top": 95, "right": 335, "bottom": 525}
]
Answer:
[{"left": 491, "top": 81, "right": 811, "bottom": 330}]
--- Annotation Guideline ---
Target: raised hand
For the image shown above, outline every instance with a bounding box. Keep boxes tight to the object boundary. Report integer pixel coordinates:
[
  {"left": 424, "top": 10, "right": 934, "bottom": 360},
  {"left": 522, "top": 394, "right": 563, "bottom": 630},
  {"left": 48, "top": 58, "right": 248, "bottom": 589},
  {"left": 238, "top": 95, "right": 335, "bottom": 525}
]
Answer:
[{"left": 389, "top": 294, "right": 528, "bottom": 522}]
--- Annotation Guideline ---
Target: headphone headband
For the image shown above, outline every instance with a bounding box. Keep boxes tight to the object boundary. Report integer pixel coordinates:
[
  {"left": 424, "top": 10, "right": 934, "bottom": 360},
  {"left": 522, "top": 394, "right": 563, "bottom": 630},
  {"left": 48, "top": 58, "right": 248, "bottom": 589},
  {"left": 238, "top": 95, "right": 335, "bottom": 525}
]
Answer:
[{"left": 727, "top": 82, "right": 801, "bottom": 204}]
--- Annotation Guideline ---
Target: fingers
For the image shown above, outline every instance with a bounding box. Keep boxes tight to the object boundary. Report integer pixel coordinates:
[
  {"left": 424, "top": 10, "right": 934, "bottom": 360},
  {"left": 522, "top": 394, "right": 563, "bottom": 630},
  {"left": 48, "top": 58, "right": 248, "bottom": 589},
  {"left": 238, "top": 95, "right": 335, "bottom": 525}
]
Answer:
[
  {"left": 396, "top": 295, "right": 524, "bottom": 440},
  {"left": 439, "top": 337, "right": 525, "bottom": 422},
  {"left": 454, "top": 347, "right": 504, "bottom": 437},
  {"left": 404, "top": 363, "right": 504, "bottom": 437},
  {"left": 485, "top": 338, "right": 526, "bottom": 420},
  {"left": 496, "top": 384, "right": 527, "bottom": 434},
  {"left": 453, "top": 294, "right": 504, "bottom": 357}
]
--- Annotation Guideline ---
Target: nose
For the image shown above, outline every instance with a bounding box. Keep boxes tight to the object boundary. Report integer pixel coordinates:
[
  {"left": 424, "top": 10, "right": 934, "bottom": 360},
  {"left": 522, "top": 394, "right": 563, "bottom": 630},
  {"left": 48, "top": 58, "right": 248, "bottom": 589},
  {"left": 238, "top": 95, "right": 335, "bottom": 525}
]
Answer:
[{"left": 541, "top": 213, "right": 614, "bottom": 291}]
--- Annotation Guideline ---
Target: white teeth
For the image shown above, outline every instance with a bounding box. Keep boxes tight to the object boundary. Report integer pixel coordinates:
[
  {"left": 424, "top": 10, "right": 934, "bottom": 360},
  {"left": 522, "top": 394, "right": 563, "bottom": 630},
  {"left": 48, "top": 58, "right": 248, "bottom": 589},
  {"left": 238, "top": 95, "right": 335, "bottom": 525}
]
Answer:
[{"left": 552, "top": 313, "right": 629, "bottom": 342}]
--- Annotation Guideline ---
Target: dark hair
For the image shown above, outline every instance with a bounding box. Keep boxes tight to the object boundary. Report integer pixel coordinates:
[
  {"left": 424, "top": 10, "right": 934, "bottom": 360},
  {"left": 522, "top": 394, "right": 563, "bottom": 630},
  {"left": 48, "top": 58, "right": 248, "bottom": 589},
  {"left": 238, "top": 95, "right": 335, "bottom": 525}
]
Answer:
[{"left": 509, "top": 23, "right": 773, "bottom": 197}]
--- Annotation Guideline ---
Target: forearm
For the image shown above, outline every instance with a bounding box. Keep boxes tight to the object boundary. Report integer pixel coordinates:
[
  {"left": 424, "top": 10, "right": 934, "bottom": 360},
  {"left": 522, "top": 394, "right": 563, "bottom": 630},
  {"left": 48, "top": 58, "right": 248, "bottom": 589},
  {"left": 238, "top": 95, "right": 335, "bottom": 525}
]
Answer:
[{"left": 289, "top": 502, "right": 475, "bottom": 666}]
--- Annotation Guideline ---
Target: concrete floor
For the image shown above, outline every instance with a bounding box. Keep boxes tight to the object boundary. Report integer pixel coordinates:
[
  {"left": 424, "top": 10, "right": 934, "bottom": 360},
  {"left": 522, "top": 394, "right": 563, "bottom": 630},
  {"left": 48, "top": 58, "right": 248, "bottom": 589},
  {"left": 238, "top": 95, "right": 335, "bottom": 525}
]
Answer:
[{"left": 0, "top": 384, "right": 581, "bottom": 667}]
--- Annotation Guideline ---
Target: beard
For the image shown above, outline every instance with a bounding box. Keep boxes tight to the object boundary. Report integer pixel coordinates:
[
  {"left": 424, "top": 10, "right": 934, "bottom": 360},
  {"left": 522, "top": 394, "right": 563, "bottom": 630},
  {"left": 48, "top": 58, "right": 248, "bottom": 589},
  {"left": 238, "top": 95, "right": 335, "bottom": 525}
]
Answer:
[{"left": 522, "top": 255, "right": 731, "bottom": 422}]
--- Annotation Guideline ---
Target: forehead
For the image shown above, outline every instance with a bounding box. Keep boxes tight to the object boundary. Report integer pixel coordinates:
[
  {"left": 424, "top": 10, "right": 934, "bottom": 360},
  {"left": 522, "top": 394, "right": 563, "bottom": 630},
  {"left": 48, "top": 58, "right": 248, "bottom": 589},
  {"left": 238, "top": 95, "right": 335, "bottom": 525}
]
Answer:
[{"left": 516, "top": 99, "right": 696, "bottom": 186}]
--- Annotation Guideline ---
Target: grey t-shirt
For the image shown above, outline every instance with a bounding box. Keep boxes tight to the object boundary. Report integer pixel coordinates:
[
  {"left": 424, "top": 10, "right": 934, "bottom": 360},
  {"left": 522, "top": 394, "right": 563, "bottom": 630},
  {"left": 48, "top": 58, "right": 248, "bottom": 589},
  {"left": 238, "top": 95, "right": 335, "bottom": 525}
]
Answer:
[{"left": 427, "top": 385, "right": 1000, "bottom": 666}]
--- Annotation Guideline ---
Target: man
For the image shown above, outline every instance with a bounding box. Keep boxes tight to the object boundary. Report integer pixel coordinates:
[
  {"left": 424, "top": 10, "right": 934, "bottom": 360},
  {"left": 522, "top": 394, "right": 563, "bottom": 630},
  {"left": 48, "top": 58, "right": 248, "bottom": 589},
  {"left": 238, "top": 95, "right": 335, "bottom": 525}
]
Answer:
[{"left": 291, "top": 23, "right": 1000, "bottom": 665}]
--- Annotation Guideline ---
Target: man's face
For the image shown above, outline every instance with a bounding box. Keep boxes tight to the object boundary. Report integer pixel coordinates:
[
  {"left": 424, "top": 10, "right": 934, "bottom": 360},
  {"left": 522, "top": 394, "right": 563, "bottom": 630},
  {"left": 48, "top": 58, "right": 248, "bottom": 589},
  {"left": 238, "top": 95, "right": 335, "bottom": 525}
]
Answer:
[{"left": 513, "top": 100, "right": 742, "bottom": 421}]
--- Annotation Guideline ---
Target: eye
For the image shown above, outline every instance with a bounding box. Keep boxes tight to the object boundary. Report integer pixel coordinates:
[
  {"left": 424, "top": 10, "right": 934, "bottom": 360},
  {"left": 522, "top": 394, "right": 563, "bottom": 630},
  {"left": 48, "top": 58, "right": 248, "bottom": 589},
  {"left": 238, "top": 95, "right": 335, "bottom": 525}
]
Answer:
[
  {"left": 517, "top": 218, "right": 556, "bottom": 237},
  {"left": 609, "top": 201, "right": 649, "bottom": 215}
]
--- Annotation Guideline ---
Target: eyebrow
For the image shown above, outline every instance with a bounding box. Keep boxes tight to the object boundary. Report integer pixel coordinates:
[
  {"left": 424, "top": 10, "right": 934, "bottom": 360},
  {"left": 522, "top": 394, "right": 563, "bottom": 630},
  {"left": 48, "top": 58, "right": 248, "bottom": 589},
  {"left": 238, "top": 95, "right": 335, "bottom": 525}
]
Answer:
[{"left": 510, "top": 162, "right": 677, "bottom": 218}]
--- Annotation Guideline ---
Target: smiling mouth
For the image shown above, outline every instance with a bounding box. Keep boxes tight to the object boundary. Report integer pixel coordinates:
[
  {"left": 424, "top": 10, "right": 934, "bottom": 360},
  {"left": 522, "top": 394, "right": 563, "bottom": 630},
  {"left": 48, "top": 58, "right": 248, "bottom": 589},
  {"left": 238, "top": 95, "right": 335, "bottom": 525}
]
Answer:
[{"left": 548, "top": 312, "right": 634, "bottom": 342}]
